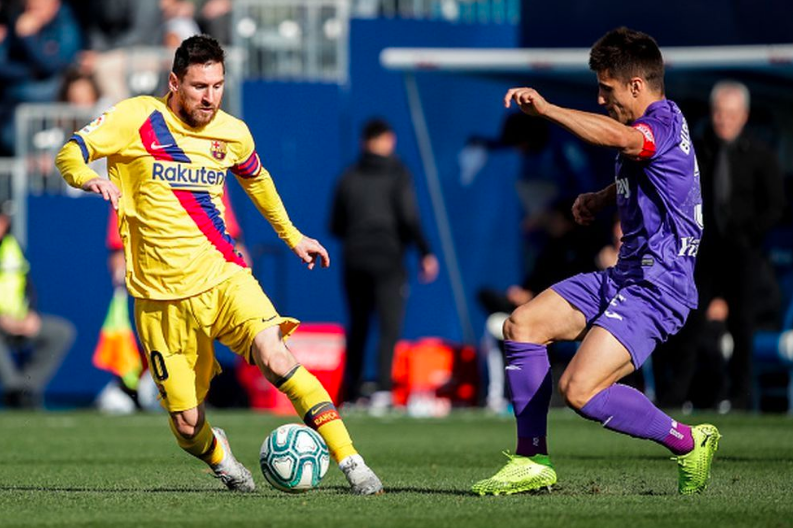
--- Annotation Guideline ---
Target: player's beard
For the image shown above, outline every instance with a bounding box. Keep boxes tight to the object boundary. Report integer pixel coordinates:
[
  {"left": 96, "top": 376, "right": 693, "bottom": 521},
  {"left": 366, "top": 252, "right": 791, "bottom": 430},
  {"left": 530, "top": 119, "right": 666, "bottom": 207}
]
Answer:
[
  {"left": 173, "top": 88, "right": 219, "bottom": 128},
  {"left": 180, "top": 104, "right": 218, "bottom": 128}
]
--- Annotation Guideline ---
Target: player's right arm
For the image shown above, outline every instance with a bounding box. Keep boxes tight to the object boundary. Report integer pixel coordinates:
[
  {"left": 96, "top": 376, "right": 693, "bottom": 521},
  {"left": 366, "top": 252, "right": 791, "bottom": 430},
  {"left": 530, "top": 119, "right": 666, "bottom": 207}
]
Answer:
[
  {"left": 55, "top": 141, "right": 121, "bottom": 208},
  {"left": 504, "top": 87, "right": 646, "bottom": 158},
  {"left": 55, "top": 99, "right": 142, "bottom": 209}
]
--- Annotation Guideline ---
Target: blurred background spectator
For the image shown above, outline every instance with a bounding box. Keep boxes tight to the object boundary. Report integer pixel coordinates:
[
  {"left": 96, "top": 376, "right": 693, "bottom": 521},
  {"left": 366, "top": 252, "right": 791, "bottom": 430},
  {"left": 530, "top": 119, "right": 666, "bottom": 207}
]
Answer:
[
  {"left": 72, "top": 0, "right": 162, "bottom": 103},
  {"left": 58, "top": 67, "right": 103, "bottom": 108},
  {"left": 477, "top": 197, "right": 602, "bottom": 316},
  {"left": 0, "top": 201, "right": 74, "bottom": 408},
  {"left": 329, "top": 118, "right": 439, "bottom": 414},
  {"left": 460, "top": 112, "right": 600, "bottom": 280},
  {"left": 654, "top": 80, "right": 786, "bottom": 412},
  {"left": 0, "top": 0, "right": 82, "bottom": 155}
]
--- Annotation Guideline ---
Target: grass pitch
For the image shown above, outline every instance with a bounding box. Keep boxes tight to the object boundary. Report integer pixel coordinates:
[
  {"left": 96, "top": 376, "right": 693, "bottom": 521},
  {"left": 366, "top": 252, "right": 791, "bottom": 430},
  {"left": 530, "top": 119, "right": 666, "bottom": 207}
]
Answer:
[{"left": 1, "top": 409, "right": 791, "bottom": 527}]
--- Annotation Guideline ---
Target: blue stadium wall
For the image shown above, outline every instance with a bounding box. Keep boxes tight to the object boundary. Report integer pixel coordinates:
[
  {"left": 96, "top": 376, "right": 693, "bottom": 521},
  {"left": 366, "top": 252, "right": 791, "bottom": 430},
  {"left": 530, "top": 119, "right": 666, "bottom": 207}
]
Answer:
[
  {"left": 32, "top": 19, "right": 522, "bottom": 405},
  {"left": 230, "top": 19, "right": 524, "bottom": 382}
]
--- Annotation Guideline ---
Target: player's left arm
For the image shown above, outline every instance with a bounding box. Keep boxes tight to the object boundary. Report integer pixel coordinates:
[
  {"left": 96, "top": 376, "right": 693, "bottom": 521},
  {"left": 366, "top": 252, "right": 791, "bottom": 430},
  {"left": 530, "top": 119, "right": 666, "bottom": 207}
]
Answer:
[
  {"left": 504, "top": 87, "right": 646, "bottom": 158},
  {"left": 231, "top": 129, "right": 329, "bottom": 269},
  {"left": 238, "top": 173, "right": 330, "bottom": 269}
]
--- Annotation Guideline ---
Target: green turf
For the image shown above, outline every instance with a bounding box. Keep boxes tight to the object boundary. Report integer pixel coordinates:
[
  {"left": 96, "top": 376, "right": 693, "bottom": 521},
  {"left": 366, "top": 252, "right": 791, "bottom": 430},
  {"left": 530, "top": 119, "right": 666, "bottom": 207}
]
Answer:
[{"left": 1, "top": 409, "right": 791, "bottom": 527}]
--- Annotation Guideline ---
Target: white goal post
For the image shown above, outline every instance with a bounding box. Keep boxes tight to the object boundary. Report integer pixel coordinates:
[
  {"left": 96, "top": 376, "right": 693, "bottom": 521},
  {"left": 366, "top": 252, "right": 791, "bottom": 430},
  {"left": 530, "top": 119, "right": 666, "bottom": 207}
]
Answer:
[{"left": 381, "top": 44, "right": 793, "bottom": 73}]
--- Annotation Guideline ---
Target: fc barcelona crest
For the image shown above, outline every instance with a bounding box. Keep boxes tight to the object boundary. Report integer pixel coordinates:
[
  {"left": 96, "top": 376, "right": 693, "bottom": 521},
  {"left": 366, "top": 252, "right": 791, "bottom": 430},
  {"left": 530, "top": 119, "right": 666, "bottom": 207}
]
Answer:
[{"left": 210, "top": 140, "right": 227, "bottom": 161}]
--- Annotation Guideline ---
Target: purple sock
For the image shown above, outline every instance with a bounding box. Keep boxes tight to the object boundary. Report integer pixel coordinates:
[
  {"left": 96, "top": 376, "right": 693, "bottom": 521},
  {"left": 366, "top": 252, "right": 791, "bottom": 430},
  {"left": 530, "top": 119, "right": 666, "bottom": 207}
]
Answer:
[
  {"left": 579, "top": 384, "right": 694, "bottom": 455},
  {"left": 503, "top": 341, "right": 552, "bottom": 457}
]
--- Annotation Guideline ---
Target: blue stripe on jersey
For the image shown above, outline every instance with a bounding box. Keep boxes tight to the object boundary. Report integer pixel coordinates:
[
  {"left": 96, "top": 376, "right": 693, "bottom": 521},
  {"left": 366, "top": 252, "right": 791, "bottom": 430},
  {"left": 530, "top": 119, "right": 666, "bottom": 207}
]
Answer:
[
  {"left": 70, "top": 135, "right": 89, "bottom": 163},
  {"left": 148, "top": 111, "right": 191, "bottom": 163},
  {"left": 191, "top": 190, "right": 235, "bottom": 246}
]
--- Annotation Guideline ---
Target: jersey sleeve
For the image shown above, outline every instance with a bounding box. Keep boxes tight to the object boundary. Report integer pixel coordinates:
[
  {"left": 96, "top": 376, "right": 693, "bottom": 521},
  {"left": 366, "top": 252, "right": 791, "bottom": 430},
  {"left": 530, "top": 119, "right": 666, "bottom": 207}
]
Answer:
[
  {"left": 230, "top": 123, "right": 303, "bottom": 247},
  {"left": 631, "top": 117, "right": 673, "bottom": 161},
  {"left": 56, "top": 98, "right": 145, "bottom": 189},
  {"left": 229, "top": 123, "right": 262, "bottom": 179},
  {"left": 71, "top": 98, "right": 144, "bottom": 163}
]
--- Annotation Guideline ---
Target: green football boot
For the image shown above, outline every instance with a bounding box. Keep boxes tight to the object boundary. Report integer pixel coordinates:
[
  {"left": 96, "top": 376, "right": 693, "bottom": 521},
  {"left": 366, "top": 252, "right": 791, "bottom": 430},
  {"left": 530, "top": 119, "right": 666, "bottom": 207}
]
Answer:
[
  {"left": 472, "top": 452, "right": 557, "bottom": 496},
  {"left": 673, "top": 424, "right": 721, "bottom": 495}
]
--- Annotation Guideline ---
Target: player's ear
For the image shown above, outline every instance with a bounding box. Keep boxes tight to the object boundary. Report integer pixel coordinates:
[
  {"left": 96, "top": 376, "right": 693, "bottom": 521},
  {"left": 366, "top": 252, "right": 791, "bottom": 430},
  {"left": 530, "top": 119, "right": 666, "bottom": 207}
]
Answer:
[
  {"left": 168, "top": 72, "right": 180, "bottom": 93},
  {"left": 630, "top": 78, "right": 643, "bottom": 98}
]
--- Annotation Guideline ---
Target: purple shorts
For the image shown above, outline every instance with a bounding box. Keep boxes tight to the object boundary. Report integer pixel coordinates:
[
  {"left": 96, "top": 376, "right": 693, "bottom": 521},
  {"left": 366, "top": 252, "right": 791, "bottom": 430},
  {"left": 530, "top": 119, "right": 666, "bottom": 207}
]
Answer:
[{"left": 551, "top": 269, "right": 689, "bottom": 368}]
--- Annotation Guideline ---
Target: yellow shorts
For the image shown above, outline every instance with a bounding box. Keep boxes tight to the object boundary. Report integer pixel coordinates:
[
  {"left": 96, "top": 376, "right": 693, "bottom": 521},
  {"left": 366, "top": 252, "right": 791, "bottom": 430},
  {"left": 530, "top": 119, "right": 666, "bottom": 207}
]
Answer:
[{"left": 134, "top": 269, "right": 299, "bottom": 412}]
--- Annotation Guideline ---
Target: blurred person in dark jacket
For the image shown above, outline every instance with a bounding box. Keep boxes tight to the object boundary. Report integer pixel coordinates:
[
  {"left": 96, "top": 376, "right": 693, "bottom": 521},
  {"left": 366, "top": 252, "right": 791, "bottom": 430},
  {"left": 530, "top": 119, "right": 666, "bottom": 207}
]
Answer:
[
  {"left": 697, "top": 80, "right": 785, "bottom": 411},
  {"left": 656, "top": 80, "right": 785, "bottom": 412},
  {"left": 329, "top": 118, "right": 439, "bottom": 412}
]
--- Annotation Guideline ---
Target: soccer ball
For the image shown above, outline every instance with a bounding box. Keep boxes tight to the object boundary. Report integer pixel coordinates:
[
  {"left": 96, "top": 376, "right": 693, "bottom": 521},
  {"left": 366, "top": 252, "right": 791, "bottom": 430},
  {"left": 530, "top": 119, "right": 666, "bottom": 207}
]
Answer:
[{"left": 260, "top": 423, "right": 330, "bottom": 493}]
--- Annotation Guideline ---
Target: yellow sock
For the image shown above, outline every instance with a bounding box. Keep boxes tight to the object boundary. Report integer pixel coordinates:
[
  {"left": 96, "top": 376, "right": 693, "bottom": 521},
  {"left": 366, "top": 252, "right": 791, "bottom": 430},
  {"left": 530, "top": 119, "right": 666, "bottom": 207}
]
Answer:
[
  {"left": 168, "top": 418, "right": 225, "bottom": 466},
  {"left": 278, "top": 365, "right": 357, "bottom": 463}
]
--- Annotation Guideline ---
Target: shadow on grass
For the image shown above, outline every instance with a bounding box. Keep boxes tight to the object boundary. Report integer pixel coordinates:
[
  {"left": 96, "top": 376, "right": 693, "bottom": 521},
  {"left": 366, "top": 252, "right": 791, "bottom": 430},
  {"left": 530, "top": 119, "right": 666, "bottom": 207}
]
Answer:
[
  {"left": 0, "top": 484, "right": 471, "bottom": 497},
  {"left": 0, "top": 485, "right": 237, "bottom": 494},
  {"left": 1, "top": 484, "right": 684, "bottom": 498},
  {"left": 320, "top": 485, "right": 472, "bottom": 496}
]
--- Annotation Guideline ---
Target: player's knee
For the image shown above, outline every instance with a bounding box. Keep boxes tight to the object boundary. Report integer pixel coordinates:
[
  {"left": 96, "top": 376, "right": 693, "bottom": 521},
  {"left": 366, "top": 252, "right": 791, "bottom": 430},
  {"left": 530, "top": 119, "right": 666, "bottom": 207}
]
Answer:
[
  {"left": 558, "top": 378, "right": 591, "bottom": 411},
  {"left": 264, "top": 350, "right": 297, "bottom": 380},
  {"left": 503, "top": 312, "right": 539, "bottom": 342},
  {"left": 252, "top": 328, "right": 298, "bottom": 383}
]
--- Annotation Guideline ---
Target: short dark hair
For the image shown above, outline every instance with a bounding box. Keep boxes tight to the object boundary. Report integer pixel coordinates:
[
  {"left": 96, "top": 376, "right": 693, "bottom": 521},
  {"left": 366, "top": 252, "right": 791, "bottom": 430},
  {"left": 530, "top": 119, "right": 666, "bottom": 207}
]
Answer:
[
  {"left": 172, "top": 34, "right": 225, "bottom": 78},
  {"left": 361, "top": 118, "right": 393, "bottom": 141},
  {"left": 589, "top": 27, "right": 664, "bottom": 94}
]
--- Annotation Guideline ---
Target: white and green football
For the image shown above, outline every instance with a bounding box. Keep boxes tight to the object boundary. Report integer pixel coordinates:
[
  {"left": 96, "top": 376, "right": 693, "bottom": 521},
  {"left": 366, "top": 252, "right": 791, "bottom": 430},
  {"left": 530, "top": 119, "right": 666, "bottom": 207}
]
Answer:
[{"left": 259, "top": 423, "right": 330, "bottom": 493}]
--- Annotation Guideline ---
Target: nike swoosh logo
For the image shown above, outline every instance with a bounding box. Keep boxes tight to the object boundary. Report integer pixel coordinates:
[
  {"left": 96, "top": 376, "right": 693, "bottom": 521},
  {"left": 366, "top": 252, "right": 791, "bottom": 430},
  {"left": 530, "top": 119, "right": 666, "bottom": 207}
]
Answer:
[
  {"left": 151, "top": 142, "right": 174, "bottom": 150},
  {"left": 603, "top": 310, "right": 623, "bottom": 320},
  {"left": 505, "top": 365, "right": 522, "bottom": 371}
]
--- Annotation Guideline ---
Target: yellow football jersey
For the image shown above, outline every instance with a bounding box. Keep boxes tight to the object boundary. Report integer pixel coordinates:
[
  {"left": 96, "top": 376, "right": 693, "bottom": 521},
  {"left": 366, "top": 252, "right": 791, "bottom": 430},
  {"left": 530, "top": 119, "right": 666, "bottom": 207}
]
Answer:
[{"left": 60, "top": 95, "right": 302, "bottom": 300}]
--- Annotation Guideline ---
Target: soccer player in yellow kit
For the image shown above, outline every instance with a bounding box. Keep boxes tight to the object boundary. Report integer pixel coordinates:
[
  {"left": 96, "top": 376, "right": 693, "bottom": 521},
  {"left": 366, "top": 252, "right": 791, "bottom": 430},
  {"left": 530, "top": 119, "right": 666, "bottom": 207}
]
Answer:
[{"left": 56, "top": 35, "right": 383, "bottom": 495}]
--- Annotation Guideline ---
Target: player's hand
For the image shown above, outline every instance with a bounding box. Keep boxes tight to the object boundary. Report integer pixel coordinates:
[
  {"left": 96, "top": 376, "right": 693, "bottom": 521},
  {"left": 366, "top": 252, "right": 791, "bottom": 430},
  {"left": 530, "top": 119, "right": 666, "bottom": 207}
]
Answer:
[
  {"left": 82, "top": 178, "right": 121, "bottom": 210},
  {"left": 572, "top": 192, "right": 603, "bottom": 226},
  {"left": 503, "top": 87, "right": 549, "bottom": 117},
  {"left": 292, "top": 236, "right": 330, "bottom": 270}
]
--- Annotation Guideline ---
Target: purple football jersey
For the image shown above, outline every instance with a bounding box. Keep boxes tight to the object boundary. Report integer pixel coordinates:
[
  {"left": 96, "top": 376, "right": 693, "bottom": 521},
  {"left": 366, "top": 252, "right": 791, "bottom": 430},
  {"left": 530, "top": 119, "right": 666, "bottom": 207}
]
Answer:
[{"left": 612, "top": 100, "right": 703, "bottom": 308}]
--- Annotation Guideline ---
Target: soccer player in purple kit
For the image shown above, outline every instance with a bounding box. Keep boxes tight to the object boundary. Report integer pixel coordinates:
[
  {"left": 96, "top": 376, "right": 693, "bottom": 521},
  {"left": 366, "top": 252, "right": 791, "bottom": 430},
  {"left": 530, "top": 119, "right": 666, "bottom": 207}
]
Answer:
[{"left": 472, "top": 27, "right": 720, "bottom": 496}]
